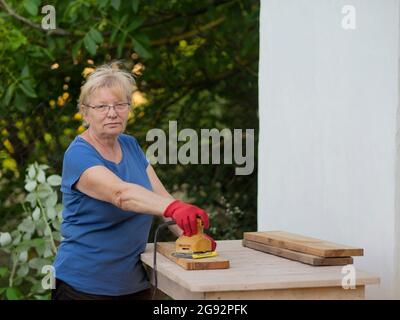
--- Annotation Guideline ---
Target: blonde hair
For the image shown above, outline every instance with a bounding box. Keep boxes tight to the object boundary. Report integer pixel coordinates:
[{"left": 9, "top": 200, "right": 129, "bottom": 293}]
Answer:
[{"left": 78, "top": 63, "right": 135, "bottom": 115}]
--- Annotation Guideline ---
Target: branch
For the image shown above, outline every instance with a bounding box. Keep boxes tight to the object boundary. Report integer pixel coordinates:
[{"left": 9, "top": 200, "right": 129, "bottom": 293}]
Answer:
[
  {"left": 150, "top": 88, "right": 194, "bottom": 128},
  {"left": 148, "top": 67, "right": 240, "bottom": 91},
  {"left": 0, "top": 0, "right": 70, "bottom": 36},
  {"left": 150, "top": 17, "right": 225, "bottom": 46},
  {"left": 145, "top": 68, "right": 241, "bottom": 129},
  {"left": 213, "top": 35, "right": 259, "bottom": 77},
  {"left": 142, "top": 0, "right": 236, "bottom": 29}
]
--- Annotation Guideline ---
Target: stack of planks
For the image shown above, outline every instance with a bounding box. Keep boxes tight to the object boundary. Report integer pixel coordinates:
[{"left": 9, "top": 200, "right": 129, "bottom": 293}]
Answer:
[{"left": 242, "top": 231, "right": 364, "bottom": 266}]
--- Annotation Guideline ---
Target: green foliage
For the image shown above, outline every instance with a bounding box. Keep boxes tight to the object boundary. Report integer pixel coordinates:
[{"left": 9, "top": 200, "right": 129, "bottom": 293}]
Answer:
[
  {"left": 22, "top": 0, "right": 41, "bottom": 16},
  {"left": 0, "top": 17, "right": 27, "bottom": 53},
  {"left": 0, "top": 0, "right": 259, "bottom": 297},
  {"left": 0, "top": 163, "right": 62, "bottom": 300}
]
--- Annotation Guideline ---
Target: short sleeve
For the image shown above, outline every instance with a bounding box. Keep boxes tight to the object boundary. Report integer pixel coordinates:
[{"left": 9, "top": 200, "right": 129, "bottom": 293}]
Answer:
[
  {"left": 60, "top": 144, "right": 104, "bottom": 193},
  {"left": 130, "top": 136, "right": 150, "bottom": 170}
]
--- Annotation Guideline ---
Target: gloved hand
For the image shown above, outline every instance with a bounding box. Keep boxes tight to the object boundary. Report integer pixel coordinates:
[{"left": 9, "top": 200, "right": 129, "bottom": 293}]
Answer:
[{"left": 163, "top": 200, "right": 209, "bottom": 236}]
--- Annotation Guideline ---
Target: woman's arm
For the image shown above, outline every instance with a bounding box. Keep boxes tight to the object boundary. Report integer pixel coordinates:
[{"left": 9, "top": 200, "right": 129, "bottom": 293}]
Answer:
[
  {"left": 75, "top": 165, "right": 174, "bottom": 216},
  {"left": 146, "top": 165, "right": 174, "bottom": 199},
  {"left": 75, "top": 164, "right": 205, "bottom": 236},
  {"left": 146, "top": 165, "right": 183, "bottom": 237}
]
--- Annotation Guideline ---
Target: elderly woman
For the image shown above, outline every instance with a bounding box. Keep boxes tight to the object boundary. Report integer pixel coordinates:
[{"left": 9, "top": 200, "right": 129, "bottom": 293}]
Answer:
[{"left": 52, "top": 64, "right": 212, "bottom": 300}]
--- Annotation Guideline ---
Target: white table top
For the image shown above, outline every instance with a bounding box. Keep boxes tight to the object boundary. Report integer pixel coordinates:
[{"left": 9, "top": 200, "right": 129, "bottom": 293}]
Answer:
[{"left": 140, "top": 240, "right": 380, "bottom": 293}]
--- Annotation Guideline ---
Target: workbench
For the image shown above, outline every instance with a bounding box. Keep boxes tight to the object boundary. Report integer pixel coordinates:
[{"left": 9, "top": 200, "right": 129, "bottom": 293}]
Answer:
[{"left": 140, "top": 240, "right": 380, "bottom": 300}]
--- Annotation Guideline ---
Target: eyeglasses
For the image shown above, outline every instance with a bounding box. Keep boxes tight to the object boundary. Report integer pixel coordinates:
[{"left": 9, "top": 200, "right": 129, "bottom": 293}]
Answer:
[{"left": 83, "top": 102, "right": 130, "bottom": 114}]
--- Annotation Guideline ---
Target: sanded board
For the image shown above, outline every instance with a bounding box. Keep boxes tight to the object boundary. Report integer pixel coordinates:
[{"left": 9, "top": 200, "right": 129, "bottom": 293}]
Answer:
[
  {"left": 242, "top": 239, "right": 354, "bottom": 266},
  {"left": 243, "top": 231, "right": 364, "bottom": 258},
  {"left": 156, "top": 242, "right": 230, "bottom": 270}
]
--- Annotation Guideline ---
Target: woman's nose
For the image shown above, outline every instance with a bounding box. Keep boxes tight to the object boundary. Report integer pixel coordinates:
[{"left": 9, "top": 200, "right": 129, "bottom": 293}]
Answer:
[{"left": 106, "top": 107, "right": 118, "bottom": 117}]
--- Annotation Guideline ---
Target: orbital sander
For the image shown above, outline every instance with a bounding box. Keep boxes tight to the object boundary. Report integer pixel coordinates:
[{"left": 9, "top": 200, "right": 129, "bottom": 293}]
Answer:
[{"left": 171, "top": 218, "right": 217, "bottom": 259}]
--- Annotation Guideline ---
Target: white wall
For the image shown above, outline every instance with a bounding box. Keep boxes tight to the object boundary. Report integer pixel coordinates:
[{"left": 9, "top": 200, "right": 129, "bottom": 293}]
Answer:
[{"left": 258, "top": 0, "right": 400, "bottom": 299}]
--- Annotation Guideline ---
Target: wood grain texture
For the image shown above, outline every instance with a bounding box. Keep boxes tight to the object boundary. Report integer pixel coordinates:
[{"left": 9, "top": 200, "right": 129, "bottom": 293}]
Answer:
[
  {"left": 156, "top": 242, "right": 230, "bottom": 270},
  {"left": 242, "top": 239, "right": 354, "bottom": 266},
  {"left": 204, "top": 286, "right": 365, "bottom": 300},
  {"left": 145, "top": 267, "right": 365, "bottom": 300},
  {"left": 243, "top": 231, "right": 364, "bottom": 257},
  {"left": 141, "top": 240, "right": 379, "bottom": 293}
]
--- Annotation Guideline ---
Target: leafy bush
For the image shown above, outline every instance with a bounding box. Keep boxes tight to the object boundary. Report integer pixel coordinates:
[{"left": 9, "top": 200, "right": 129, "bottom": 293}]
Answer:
[
  {"left": 0, "top": 0, "right": 259, "bottom": 237},
  {"left": 0, "top": 162, "right": 62, "bottom": 300}
]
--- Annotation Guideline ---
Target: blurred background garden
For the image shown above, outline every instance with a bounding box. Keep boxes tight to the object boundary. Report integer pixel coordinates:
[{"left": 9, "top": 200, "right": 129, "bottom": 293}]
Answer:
[{"left": 0, "top": 0, "right": 259, "bottom": 299}]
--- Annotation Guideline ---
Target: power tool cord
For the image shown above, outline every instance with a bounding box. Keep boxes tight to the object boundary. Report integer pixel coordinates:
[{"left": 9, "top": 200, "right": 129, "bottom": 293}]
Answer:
[{"left": 152, "top": 220, "right": 176, "bottom": 300}]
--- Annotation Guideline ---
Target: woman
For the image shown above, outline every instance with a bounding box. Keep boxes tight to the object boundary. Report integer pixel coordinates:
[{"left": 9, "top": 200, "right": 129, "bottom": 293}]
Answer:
[{"left": 52, "top": 64, "right": 212, "bottom": 300}]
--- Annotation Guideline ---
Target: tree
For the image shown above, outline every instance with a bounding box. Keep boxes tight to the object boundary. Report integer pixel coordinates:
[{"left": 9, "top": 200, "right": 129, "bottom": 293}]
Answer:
[{"left": 0, "top": 0, "right": 259, "bottom": 240}]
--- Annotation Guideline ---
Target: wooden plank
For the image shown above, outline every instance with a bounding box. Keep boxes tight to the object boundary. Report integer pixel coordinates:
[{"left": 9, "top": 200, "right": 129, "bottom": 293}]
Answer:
[
  {"left": 156, "top": 242, "right": 230, "bottom": 270},
  {"left": 243, "top": 231, "right": 364, "bottom": 257},
  {"left": 242, "top": 239, "right": 354, "bottom": 266}
]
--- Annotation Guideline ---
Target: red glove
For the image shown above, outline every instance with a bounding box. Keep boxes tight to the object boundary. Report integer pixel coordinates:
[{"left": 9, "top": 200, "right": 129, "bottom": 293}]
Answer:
[
  {"left": 163, "top": 200, "right": 209, "bottom": 236},
  {"left": 203, "top": 233, "right": 217, "bottom": 251}
]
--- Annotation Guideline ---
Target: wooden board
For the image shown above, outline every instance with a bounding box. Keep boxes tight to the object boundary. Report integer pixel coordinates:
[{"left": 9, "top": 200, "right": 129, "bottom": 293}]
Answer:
[
  {"left": 156, "top": 242, "right": 230, "bottom": 270},
  {"left": 243, "top": 231, "right": 364, "bottom": 257},
  {"left": 242, "top": 239, "right": 354, "bottom": 266}
]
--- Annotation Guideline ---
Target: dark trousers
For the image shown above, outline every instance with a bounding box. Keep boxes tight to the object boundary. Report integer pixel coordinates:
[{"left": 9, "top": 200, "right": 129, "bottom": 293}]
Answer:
[{"left": 51, "top": 278, "right": 154, "bottom": 300}]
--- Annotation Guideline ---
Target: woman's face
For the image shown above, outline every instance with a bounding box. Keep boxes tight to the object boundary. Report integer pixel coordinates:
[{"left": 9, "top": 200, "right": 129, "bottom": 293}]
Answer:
[{"left": 83, "top": 88, "right": 130, "bottom": 138}]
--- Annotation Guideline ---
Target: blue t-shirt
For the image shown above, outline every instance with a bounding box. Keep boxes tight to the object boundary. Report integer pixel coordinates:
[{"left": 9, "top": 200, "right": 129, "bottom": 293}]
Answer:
[{"left": 53, "top": 133, "right": 153, "bottom": 296}]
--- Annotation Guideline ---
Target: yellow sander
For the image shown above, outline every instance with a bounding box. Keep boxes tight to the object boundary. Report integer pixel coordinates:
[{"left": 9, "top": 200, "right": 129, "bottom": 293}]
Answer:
[{"left": 171, "top": 218, "right": 218, "bottom": 259}]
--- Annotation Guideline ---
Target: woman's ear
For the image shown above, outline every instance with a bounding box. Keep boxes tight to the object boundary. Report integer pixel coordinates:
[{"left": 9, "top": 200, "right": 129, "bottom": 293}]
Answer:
[{"left": 80, "top": 105, "right": 90, "bottom": 127}]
